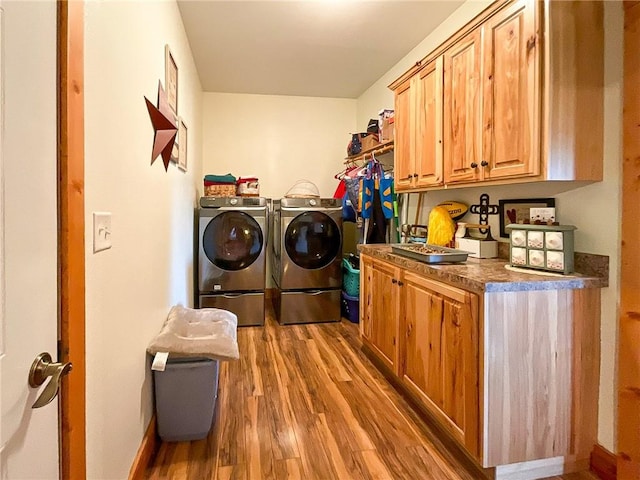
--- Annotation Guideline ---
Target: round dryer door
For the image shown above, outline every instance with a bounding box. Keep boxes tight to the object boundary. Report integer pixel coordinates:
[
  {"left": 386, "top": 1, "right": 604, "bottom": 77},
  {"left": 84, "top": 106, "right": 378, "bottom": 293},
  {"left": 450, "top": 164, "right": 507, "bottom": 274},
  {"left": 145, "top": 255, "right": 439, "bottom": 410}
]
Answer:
[
  {"left": 202, "top": 211, "right": 264, "bottom": 271},
  {"left": 284, "top": 212, "right": 340, "bottom": 269}
]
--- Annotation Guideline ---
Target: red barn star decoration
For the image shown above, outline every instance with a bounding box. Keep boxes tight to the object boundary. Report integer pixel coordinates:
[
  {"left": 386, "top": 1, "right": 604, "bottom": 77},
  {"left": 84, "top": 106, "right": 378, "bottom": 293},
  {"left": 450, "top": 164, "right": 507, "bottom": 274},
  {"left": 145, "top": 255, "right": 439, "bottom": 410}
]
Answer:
[{"left": 144, "top": 81, "right": 177, "bottom": 171}]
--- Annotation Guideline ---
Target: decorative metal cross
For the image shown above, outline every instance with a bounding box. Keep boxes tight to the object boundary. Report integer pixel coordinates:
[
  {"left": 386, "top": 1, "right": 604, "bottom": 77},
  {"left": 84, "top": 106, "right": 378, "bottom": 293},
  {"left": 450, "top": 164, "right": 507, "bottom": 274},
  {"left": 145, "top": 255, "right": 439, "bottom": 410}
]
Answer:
[{"left": 469, "top": 193, "right": 499, "bottom": 235}]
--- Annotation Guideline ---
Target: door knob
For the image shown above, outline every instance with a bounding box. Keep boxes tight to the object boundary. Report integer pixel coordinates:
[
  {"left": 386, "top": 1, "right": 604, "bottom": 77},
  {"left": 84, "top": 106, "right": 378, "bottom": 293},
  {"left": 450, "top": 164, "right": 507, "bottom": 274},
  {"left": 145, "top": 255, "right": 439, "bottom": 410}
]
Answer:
[{"left": 28, "top": 352, "right": 72, "bottom": 409}]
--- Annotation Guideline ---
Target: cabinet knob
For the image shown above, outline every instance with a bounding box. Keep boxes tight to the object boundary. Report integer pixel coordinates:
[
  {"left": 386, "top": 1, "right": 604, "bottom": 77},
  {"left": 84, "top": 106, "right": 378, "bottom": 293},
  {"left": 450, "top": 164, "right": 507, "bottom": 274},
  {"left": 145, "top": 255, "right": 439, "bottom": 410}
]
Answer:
[
  {"left": 470, "top": 162, "right": 478, "bottom": 169},
  {"left": 391, "top": 278, "right": 397, "bottom": 284},
  {"left": 413, "top": 173, "right": 418, "bottom": 178},
  {"left": 398, "top": 281, "right": 404, "bottom": 287},
  {"left": 481, "top": 160, "right": 489, "bottom": 167}
]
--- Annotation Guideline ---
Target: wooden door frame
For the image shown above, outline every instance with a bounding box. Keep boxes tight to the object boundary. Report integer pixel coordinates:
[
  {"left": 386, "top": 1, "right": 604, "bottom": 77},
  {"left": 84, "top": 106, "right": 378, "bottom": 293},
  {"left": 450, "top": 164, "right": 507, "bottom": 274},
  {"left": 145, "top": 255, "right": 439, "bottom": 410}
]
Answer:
[
  {"left": 620, "top": 1, "right": 640, "bottom": 478},
  {"left": 58, "top": 1, "right": 86, "bottom": 479}
]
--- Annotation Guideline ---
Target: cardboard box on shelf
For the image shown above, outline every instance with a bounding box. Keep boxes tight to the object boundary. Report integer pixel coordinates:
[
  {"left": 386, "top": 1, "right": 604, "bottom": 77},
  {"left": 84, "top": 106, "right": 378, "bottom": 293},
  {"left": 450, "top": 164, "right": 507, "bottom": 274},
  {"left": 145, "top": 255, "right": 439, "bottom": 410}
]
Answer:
[
  {"left": 378, "top": 109, "right": 394, "bottom": 142},
  {"left": 360, "top": 133, "right": 380, "bottom": 152},
  {"left": 381, "top": 117, "right": 394, "bottom": 142}
]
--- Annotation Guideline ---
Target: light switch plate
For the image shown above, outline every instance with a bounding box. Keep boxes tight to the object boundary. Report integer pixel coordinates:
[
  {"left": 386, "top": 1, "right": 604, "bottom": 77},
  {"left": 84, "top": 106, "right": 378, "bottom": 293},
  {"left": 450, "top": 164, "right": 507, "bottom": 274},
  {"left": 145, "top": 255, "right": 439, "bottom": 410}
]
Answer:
[{"left": 93, "top": 212, "right": 112, "bottom": 253}]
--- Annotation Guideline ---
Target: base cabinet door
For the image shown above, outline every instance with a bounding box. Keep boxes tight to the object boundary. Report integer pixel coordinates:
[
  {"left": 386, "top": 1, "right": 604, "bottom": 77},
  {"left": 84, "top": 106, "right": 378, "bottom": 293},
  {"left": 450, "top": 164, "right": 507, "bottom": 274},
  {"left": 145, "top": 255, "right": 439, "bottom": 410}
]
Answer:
[
  {"left": 402, "top": 272, "right": 480, "bottom": 458},
  {"left": 361, "top": 257, "right": 401, "bottom": 374}
]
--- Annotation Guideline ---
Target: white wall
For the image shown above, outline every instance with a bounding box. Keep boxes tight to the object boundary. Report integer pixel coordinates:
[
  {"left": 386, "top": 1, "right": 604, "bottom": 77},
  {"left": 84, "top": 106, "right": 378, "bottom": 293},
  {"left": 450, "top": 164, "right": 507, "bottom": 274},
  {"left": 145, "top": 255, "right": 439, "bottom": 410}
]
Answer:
[
  {"left": 84, "top": 1, "right": 203, "bottom": 478},
  {"left": 357, "top": 0, "right": 492, "bottom": 129},
  {"left": 202, "top": 93, "right": 356, "bottom": 199},
  {"left": 202, "top": 94, "right": 356, "bottom": 286},
  {"left": 357, "top": 1, "right": 622, "bottom": 452}
]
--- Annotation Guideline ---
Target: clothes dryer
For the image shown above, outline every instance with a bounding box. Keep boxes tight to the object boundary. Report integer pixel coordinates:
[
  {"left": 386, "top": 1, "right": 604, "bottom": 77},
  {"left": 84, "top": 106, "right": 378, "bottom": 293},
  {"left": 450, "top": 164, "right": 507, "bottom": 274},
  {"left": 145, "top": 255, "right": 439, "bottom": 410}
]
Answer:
[
  {"left": 271, "top": 198, "right": 342, "bottom": 324},
  {"left": 197, "top": 197, "right": 268, "bottom": 326}
]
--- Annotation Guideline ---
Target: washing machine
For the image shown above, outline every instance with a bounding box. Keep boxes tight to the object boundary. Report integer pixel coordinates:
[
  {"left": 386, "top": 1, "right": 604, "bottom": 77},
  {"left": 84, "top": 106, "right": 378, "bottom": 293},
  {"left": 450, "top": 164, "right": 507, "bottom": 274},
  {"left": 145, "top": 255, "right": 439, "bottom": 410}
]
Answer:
[
  {"left": 197, "top": 197, "right": 268, "bottom": 326},
  {"left": 271, "top": 197, "right": 342, "bottom": 324}
]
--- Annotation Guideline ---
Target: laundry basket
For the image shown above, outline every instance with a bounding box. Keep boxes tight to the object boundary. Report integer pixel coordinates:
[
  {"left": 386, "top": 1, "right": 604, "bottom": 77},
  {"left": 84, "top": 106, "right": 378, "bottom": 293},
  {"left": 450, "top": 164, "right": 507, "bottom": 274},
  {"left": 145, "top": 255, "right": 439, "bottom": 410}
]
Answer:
[
  {"left": 341, "top": 290, "right": 359, "bottom": 323},
  {"left": 342, "top": 257, "right": 360, "bottom": 297}
]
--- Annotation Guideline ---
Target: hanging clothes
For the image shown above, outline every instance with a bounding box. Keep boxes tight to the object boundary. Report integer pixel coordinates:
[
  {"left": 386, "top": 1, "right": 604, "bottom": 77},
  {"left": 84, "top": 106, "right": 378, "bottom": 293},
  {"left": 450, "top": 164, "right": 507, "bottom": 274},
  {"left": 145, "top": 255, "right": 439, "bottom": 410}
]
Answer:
[
  {"left": 333, "top": 179, "right": 346, "bottom": 199},
  {"left": 366, "top": 184, "right": 387, "bottom": 244},
  {"left": 378, "top": 175, "right": 394, "bottom": 219},
  {"left": 361, "top": 158, "right": 386, "bottom": 244}
]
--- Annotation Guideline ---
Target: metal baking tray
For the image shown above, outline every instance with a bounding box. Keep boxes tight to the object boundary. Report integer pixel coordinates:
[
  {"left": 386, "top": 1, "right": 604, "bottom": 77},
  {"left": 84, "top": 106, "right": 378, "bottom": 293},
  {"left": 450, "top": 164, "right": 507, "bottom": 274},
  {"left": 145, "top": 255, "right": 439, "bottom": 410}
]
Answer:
[{"left": 390, "top": 243, "right": 470, "bottom": 264}]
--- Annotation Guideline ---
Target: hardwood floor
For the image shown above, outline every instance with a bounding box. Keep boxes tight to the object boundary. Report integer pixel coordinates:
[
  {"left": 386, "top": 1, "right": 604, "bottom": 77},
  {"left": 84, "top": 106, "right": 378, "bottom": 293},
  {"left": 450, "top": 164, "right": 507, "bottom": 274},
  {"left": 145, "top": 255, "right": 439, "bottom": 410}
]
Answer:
[{"left": 145, "top": 305, "right": 598, "bottom": 480}]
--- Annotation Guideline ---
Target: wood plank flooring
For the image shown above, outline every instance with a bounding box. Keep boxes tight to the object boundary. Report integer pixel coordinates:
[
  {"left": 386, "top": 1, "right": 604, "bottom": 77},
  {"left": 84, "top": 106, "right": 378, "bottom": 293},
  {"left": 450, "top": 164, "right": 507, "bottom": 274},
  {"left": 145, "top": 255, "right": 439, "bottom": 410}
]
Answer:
[{"left": 145, "top": 306, "right": 598, "bottom": 480}]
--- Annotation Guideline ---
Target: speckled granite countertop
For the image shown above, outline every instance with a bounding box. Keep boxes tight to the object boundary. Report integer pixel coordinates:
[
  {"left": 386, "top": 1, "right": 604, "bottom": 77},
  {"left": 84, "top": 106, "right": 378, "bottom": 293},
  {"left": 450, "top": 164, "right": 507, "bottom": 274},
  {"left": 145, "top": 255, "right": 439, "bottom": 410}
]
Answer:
[{"left": 358, "top": 244, "right": 608, "bottom": 293}]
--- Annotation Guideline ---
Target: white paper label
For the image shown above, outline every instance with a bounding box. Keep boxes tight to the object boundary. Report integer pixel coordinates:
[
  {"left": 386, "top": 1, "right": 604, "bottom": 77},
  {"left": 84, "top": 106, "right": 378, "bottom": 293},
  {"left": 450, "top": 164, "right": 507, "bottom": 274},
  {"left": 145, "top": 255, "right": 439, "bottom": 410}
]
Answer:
[{"left": 151, "top": 351, "right": 169, "bottom": 371}]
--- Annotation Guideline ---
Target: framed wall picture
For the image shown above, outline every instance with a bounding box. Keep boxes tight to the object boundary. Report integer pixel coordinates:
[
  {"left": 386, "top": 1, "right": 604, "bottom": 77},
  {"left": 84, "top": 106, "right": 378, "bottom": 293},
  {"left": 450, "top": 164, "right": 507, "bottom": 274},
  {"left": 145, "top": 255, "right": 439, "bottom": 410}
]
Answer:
[
  {"left": 164, "top": 44, "right": 178, "bottom": 114},
  {"left": 170, "top": 116, "right": 179, "bottom": 164},
  {"left": 178, "top": 118, "right": 187, "bottom": 172},
  {"left": 498, "top": 198, "right": 556, "bottom": 238}
]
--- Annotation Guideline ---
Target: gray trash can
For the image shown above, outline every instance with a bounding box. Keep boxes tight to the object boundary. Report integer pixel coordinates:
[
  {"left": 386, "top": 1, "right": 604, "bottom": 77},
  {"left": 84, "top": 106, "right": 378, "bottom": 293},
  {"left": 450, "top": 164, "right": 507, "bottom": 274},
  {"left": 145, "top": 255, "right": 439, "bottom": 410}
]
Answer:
[{"left": 153, "top": 356, "right": 220, "bottom": 442}]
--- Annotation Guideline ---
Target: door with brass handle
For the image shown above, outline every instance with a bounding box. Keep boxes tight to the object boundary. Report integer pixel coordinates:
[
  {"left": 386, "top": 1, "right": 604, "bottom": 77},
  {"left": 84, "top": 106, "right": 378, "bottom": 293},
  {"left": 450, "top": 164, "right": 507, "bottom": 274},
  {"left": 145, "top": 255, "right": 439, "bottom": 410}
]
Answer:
[{"left": 28, "top": 352, "right": 72, "bottom": 409}]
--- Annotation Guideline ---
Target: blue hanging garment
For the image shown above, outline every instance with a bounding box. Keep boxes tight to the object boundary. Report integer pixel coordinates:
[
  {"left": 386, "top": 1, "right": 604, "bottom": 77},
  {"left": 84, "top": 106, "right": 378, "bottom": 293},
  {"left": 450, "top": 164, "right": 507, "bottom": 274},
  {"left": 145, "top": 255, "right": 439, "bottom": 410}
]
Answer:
[
  {"left": 378, "top": 176, "right": 394, "bottom": 220},
  {"left": 360, "top": 162, "right": 375, "bottom": 220}
]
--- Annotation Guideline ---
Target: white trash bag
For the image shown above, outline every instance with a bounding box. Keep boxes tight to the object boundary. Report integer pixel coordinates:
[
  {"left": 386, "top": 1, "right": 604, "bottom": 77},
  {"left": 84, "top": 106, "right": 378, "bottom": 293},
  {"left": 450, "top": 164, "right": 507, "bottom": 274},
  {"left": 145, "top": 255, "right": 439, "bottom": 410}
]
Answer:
[{"left": 147, "top": 305, "right": 239, "bottom": 361}]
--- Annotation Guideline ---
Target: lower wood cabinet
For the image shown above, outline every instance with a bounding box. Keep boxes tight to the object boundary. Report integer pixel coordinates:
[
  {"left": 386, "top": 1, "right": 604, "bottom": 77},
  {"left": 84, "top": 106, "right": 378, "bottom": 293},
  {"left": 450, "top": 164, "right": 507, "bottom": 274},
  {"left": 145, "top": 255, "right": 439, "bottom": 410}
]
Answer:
[
  {"left": 359, "top": 254, "right": 601, "bottom": 479},
  {"left": 360, "top": 256, "right": 401, "bottom": 374},
  {"left": 401, "top": 272, "right": 479, "bottom": 457}
]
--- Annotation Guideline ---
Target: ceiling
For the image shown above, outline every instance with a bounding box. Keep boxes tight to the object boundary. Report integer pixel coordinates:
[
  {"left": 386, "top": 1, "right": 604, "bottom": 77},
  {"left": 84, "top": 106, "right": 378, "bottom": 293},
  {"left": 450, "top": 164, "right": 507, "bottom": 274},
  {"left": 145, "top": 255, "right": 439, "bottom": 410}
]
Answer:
[{"left": 177, "top": 1, "right": 464, "bottom": 99}]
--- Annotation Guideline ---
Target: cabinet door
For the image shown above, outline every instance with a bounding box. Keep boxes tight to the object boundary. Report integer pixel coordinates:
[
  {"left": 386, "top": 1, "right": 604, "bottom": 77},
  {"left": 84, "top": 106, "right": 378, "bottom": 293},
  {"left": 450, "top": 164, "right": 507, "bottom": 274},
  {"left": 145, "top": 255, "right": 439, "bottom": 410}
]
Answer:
[
  {"left": 364, "top": 258, "right": 401, "bottom": 374},
  {"left": 482, "top": 0, "right": 539, "bottom": 179},
  {"left": 360, "top": 256, "right": 373, "bottom": 340},
  {"left": 402, "top": 273, "right": 479, "bottom": 457},
  {"left": 443, "top": 28, "right": 482, "bottom": 184},
  {"left": 415, "top": 58, "right": 444, "bottom": 188},
  {"left": 394, "top": 78, "right": 414, "bottom": 191}
]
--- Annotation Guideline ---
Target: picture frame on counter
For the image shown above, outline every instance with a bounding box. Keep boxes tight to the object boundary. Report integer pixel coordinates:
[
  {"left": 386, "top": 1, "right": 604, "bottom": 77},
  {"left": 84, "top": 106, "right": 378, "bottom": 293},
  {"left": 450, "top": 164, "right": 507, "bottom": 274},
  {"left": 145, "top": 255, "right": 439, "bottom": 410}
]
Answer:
[{"left": 498, "top": 198, "right": 556, "bottom": 238}]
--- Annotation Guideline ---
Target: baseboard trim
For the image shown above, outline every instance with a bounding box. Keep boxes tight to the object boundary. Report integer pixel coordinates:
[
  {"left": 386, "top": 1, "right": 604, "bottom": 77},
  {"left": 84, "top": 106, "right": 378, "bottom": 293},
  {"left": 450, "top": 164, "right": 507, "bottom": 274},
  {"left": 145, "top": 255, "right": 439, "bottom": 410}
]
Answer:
[
  {"left": 128, "top": 415, "right": 159, "bottom": 480},
  {"left": 590, "top": 444, "right": 616, "bottom": 480}
]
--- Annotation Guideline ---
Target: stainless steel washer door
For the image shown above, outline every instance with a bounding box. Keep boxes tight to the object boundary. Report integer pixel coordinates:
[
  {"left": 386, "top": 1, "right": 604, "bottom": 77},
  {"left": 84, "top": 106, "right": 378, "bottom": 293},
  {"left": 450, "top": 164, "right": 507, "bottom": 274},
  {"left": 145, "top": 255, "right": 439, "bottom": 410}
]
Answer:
[
  {"left": 280, "top": 210, "right": 342, "bottom": 289},
  {"left": 199, "top": 209, "right": 266, "bottom": 292}
]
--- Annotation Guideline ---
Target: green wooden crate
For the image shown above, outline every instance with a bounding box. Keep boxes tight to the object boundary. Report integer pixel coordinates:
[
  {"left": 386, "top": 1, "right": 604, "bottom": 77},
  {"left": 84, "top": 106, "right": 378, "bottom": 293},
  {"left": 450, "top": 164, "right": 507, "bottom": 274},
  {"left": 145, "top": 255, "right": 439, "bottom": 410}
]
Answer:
[{"left": 506, "top": 224, "right": 576, "bottom": 275}]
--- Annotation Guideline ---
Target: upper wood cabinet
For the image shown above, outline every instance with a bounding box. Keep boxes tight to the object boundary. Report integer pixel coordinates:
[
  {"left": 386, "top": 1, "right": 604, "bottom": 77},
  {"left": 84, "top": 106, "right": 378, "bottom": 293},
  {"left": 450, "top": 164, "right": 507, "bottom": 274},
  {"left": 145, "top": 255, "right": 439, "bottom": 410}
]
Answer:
[
  {"left": 394, "top": 58, "right": 443, "bottom": 192},
  {"left": 393, "top": 79, "right": 413, "bottom": 190},
  {"left": 481, "top": 0, "right": 539, "bottom": 180},
  {"left": 390, "top": 0, "right": 604, "bottom": 190},
  {"left": 443, "top": 28, "right": 483, "bottom": 184},
  {"left": 444, "top": 0, "right": 539, "bottom": 184}
]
